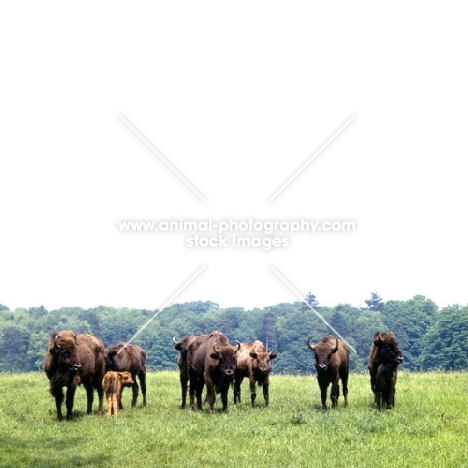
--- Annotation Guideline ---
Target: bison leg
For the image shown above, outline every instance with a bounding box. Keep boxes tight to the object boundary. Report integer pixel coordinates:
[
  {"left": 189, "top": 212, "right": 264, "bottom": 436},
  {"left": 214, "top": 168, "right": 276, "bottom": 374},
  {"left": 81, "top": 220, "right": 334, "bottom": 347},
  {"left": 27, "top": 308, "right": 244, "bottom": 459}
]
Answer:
[
  {"left": 341, "top": 372, "right": 349, "bottom": 408},
  {"left": 375, "top": 391, "right": 382, "bottom": 410},
  {"left": 83, "top": 382, "right": 94, "bottom": 415},
  {"left": 263, "top": 377, "right": 270, "bottom": 408},
  {"left": 96, "top": 385, "right": 103, "bottom": 416},
  {"left": 369, "top": 368, "right": 377, "bottom": 396},
  {"left": 317, "top": 376, "right": 329, "bottom": 409},
  {"left": 118, "top": 386, "right": 125, "bottom": 410},
  {"left": 112, "top": 394, "right": 119, "bottom": 417},
  {"left": 52, "top": 386, "right": 65, "bottom": 421},
  {"left": 188, "top": 375, "right": 196, "bottom": 410},
  {"left": 204, "top": 379, "right": 216, "bottom": 413},
  {"left": 330, "top": 380, "right": 340, "bottom": 409},
  {"left": 321, "top": 387, "right": 328, "bottom": 409},
  {"left": 220, "top": 389, "right": 229, "bottom": 412},
  {"left": 65, "top": 385, "right": 76, "bottom": 420},
  {"left": 107, "top": 396, "right": 113, "bottom": 418},
  {"left": 139, "top": 372, "right": 147, "bottom": 408},
  {"left": 189, "top": 375, "right": 203, "bottom": 410},
  {"left": 180, "top": 372, "right": 188, "bottom": 409},
  {"left": 249, "top": 377, "right": 257, "bottom": 408},
  {"left": 196, "top": 379, "right": 204, "bottom": 410},
  {"left": 234, "top": 375, "right": 243, "bottom": 404},
  {"left": 383, "top": 386, "right": 395, "bottom": 409},
  {"left": 130, "top": 380, "right": 140, "bottom": 408}
]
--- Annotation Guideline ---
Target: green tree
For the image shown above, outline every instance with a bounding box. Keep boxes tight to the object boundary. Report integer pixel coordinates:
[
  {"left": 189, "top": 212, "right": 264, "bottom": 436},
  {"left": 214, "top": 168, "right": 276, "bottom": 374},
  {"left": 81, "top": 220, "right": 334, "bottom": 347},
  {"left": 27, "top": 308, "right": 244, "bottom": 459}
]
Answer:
[
  {"left": 261, "top": 312, "right": 278, "bottom": 352},
  {"left": 0, "top": 326, "right": 30, "bottom": 371},
  {"left": 365, "top": 291, "right": 384, "bottom": 311},
  {"left": 420, "top": 305, "right": 468, "bottom": 370},
  {"left": 305, "top": 292, "right": 319, "bottom": 308},
  {"left": 383, "top": 295, "right": 438, "bottom": 370}
]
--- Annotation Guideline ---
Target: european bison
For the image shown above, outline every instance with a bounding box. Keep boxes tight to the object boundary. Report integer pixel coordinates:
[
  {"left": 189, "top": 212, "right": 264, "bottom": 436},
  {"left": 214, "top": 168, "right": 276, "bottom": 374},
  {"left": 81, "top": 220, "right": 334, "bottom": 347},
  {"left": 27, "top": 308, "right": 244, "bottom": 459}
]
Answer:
[
  {"left": 104, "top": 342, "right": 147, "bottom": 409},
  {"left": 187, "top": 330, "right": 240, "bottom": 413},
  {"left": 368, "top": 331, "right": 404, "bottom": 410},
  {"left": 233, "top": 340, "right": 277, "bottom": 407},
  {"left": 173, "top": 335, "right": 197, "bottom": 409},
  {"left": 44, "top": 330, "right": 105, "bottom": 421},
  {"left": 307, "top": 335, "right": 350, "bottom": 409},
  {"left": 102, "top": 371, "right": 134, "bottom": 418}
]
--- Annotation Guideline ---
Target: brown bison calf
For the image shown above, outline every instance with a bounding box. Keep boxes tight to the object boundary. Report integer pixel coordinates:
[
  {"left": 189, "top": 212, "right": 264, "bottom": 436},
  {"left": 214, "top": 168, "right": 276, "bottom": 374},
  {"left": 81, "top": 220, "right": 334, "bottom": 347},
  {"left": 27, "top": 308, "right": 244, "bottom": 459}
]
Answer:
[
  {"left": 368, "top": 332, "right": 404, "bottom": 410},
  {"left": 307, "top": 335, "right": 350, "bottom": 409},
  {"left": 102, "top": 371, "right": 134, "bottom": 418},
  {"left": 234, "top": 340, "right": 277, "bottom": 407}
]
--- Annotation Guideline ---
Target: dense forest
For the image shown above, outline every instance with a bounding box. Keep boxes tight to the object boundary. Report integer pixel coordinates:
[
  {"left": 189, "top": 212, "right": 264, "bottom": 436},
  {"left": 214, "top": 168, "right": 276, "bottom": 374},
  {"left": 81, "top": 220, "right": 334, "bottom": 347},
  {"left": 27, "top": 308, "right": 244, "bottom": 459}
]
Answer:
[{"left": 1, "top": 293, "right": 467, "bottom": 373}]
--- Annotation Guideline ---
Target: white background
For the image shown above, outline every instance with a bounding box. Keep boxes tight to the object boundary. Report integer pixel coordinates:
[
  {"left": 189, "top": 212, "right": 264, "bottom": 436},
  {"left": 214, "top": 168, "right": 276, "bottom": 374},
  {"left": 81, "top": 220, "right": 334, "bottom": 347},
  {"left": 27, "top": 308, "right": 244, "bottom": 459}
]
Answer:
[{"left": 1, "top": 2, "right": 467, "bottom": 311}]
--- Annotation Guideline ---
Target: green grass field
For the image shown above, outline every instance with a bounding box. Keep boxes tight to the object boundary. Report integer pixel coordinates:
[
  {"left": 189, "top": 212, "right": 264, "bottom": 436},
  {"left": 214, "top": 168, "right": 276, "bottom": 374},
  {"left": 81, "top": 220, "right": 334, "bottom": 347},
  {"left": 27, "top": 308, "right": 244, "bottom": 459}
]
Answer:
[{"left": 0, "top": 371, "right": 467, "bottom": 468}]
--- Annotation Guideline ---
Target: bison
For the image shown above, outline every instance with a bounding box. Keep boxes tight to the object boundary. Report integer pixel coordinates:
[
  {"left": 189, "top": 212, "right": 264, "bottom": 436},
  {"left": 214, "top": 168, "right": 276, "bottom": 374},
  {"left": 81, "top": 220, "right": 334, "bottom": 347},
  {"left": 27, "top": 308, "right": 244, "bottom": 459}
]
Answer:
[
  {"left": 44, "top": 330, "right": 105, "bottom": 421},
  {"left": 307, "top": 335, "right": 350, "bottom": 409},
  {"left": 173, "top": 334, "right": 197, "bottom": 409},
  {"left": 368, "top": 331, "right": 404, "bottom": 410},
  {"left": 102, "top": 371, "right": 134, "bottom": 418},
  {"left": 187, "top": 330, "right": 240, "bottom": 413},
  {"left": 104, "top": 342, "right": 147, "bottom": 409},
  {"left": 233, "top": 340, "right": 277, "bottom": 407}
]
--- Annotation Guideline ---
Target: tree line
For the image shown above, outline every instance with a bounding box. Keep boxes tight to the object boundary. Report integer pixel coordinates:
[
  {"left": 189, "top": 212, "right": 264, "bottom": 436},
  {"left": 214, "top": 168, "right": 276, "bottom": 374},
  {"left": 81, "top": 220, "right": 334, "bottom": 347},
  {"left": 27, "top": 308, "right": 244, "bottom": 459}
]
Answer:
[{"left": 1, "top": 293, "right": 467, "bottom": 373}]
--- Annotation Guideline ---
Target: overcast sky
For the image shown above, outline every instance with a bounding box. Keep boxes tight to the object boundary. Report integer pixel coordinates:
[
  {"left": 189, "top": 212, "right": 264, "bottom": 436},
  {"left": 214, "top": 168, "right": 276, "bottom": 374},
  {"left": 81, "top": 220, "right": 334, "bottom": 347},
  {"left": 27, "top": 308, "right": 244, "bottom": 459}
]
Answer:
[{"left": 1, "top": 2, "right": 467, "bottom": 313}]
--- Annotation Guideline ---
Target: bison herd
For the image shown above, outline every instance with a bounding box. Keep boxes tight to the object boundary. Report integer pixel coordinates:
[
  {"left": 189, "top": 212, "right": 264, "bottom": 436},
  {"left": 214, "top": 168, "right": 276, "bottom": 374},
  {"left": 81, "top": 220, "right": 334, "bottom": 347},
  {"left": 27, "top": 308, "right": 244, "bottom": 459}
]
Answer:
[{"left": 44, "top": 329, "right": 403, "bottom": 421}]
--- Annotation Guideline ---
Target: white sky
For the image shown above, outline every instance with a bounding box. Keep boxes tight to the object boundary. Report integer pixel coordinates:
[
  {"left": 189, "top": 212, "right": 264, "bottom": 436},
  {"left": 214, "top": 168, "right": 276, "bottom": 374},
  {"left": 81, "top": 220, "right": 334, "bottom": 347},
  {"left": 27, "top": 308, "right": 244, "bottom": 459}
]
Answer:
[{"left": 1, "top": 2, "right": 467, "bottom": 313}]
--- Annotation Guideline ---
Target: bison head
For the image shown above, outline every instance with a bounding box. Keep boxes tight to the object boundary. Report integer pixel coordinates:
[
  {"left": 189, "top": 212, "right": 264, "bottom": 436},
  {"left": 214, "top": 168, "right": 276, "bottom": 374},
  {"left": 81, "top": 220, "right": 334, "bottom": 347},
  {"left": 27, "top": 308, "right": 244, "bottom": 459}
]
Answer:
[
  {"left": 249, "top": 349, "right": 278, "bottom": 374},
  {"left": 51, "top": 330, "right": 81, "bottom": 371},
  {"left": 173, "top": 335, "right": 194, "bottom": 354},
  {"left": 307, "top": 337, "right": 339, "bottom": 372},
  {"left": 374, "top": 332, "right": 404, "bottom": 366},
  {"left": 104, "top": 342, "right": 127, "bottom": 372},
  {"left": 117, "top": 371, "right": 134, "bottom": 388},
  {"left": 210, "top": 341, "right": 241, "bottom": 379}
]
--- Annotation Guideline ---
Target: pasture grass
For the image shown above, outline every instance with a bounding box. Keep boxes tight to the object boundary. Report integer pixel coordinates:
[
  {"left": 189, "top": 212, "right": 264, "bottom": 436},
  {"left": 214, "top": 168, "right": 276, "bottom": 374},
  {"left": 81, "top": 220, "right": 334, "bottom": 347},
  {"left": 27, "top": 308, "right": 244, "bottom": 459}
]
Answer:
[{"left": 0, "top": 371, "right": 467, "bottom": 467}]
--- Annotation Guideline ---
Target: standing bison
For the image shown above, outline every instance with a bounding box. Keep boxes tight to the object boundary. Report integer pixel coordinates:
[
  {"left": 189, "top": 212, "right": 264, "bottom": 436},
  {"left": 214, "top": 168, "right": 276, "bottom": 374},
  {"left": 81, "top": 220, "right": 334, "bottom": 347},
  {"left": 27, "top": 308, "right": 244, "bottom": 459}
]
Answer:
[
  {"left": 102, "top": 371, "right": 134, "bottom": 418},
  {"left": 104, "top": 342, "right": 147, "bottom": 409},
  {"left": 173, "top": 334, "right": 197, "bottom": 409},
  {"left": 368, "top": 331, "right": 404, "bottom": 410},
  {"left": 44, "top": 330, "right": 105, "bottom": 421},
  {"left": 307, "top": 335, "right": 350, "bottom": 409},
  {"left": 187, "top": 330, "right": 240, "bottom": 413},
  {"left": 234, "top": 340, "right": 277, "bottom": 408}
]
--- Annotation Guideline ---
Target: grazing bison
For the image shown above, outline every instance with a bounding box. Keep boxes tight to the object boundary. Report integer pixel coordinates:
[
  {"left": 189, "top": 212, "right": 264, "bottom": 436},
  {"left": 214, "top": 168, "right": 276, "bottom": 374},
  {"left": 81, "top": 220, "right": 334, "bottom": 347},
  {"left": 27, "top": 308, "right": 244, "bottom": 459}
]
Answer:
[
  {"left": 44, "top": 330, "right": 105, "bottom": 421},
  {"left": 307, "top": 335, "right": 350, "bottom": 409},
  {"left": 368, "top": 331, "right": 404, "bottom": 410},
  {"left": 104, "top": 342, "right": 147, "bottom": 409},
  {"left": 187, "top": 330, "right": 240, "bottom": 413},
  {"left": 173, "top": 335, "right": 197, "bottom": 409},
  {"left": 234, "top": 340, "right": 277, "bottom": 407},
  {"left": 102, "top": 371, "right": 134, "bottom": 418}
]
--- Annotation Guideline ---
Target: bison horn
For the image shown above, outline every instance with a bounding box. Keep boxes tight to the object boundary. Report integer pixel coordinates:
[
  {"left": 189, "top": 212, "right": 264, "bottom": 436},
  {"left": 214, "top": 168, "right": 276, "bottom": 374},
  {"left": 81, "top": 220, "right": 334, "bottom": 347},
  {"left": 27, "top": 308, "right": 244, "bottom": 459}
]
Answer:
[
  {"left": 332, "top": 338, "right": 339, "bottom": 353},
  {"left": 307, "top": 337, "right": 316, "bottom": 351},
  {"left": 378, "top": 332, "right": 383, "bottom": 342},
  {"left": 234, "top": 341, "right": 241, "bottom": 352},
  {"left": 54, "top": 334, "right": 60, "bottom": 348},
  {"left": 213, "top": 343, "right": 220, "bottom": 353},
  {"left": 172, "top": 336, "right": 178, "bottom": 345}
]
